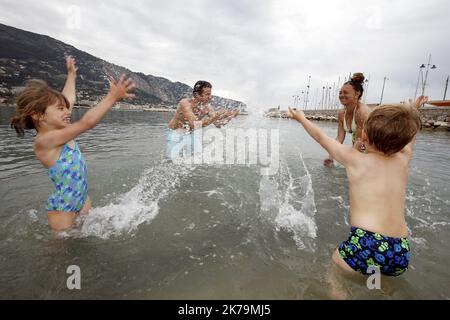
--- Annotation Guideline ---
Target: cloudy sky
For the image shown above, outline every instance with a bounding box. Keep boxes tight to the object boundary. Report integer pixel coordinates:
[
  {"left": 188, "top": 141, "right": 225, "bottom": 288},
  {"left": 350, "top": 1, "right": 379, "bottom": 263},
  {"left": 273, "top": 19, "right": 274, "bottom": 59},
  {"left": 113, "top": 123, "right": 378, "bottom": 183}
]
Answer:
[{"left": 1, "top": 0, "right": 449, "bottom": 109}]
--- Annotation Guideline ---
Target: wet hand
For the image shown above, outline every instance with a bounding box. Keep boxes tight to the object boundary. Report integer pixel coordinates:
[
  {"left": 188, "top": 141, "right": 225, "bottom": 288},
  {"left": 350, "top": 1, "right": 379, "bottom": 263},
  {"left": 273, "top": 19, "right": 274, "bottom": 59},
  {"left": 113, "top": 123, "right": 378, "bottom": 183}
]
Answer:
[
  {"left": 66, "top": 55, "right": 77, "bottom": 74},
  {"left": 218, "top": 108, "right": 228, "bottom": 115},
  {"left": 323, "top": 158, "right": 334, "bottom": 167},
  {"left": 288, "top": 107, "right": 304, "bottom": 121},
  {"left": 409, "top": 95, "right": 428, "bottom": 109},
  {"left": 213, "top": 109, "right": 227, "bottom": 120},
  {"left": 108, "top": 74, "right": 136, "bottom": 101}
]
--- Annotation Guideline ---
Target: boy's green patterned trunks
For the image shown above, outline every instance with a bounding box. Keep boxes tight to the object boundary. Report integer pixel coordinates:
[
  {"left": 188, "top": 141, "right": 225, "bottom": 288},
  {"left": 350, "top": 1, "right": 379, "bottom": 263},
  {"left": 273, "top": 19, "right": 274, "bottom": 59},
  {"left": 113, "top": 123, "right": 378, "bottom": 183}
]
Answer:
[{"left": 338, "top": 226, "right": 410, "bottom": 276}]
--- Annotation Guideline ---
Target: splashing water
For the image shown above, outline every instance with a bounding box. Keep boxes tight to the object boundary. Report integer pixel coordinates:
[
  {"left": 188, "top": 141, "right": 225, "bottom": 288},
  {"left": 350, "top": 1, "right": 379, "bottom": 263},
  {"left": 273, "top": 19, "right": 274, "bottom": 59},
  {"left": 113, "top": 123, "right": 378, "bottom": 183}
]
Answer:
[
  {"left": 259, "top": 153, "right": 317, "bottom": 251},
  {"left": 71, "top": 160, "right": 196, "bottom": 239}
]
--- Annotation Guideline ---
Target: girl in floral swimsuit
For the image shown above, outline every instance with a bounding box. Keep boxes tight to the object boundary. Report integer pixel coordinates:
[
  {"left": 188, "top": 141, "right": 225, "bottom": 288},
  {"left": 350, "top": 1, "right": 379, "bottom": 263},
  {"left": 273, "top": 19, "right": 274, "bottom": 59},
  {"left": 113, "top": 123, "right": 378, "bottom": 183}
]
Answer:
[{"left": 10, "top": 56, "right": 135, "bottom": 231}]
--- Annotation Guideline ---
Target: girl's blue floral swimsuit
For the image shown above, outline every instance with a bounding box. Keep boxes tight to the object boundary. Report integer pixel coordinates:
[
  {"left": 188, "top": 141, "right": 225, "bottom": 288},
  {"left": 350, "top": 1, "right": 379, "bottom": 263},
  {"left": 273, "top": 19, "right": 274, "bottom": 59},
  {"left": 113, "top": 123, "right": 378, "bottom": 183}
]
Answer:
[
  {"left": 45, "top": 142, "right": 88, "bottom": 212},
  {"left": 339, "top": 226, "right": 410, "bottom": 276}
]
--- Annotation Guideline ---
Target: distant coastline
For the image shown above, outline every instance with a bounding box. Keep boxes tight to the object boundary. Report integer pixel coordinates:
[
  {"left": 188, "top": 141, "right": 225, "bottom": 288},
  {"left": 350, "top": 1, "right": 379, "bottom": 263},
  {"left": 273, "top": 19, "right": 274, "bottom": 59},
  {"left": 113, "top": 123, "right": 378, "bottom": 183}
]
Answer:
[
  {"left": 0, "top": 103, "right": 176, "bottom": 112},
  {"left": 0, "top": 104, "right": 249, "bottom": 115},
  {"left": 78, "top": 105, "right": 176, "bottom": 112}
]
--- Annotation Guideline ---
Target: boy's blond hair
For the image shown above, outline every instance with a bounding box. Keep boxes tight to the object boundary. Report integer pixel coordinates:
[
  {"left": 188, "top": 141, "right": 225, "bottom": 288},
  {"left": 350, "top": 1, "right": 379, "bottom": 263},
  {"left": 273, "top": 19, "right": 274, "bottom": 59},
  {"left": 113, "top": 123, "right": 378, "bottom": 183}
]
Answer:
[{"left": 364, "top": 103, "right": 422, "bottom": 156}]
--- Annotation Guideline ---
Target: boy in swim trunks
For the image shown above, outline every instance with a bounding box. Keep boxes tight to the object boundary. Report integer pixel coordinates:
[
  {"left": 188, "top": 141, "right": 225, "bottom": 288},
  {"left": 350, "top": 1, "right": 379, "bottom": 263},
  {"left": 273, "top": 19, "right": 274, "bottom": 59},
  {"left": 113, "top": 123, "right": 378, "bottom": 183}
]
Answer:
[{"left": 288, "top": 95, "right": 428, "bottom": 278}]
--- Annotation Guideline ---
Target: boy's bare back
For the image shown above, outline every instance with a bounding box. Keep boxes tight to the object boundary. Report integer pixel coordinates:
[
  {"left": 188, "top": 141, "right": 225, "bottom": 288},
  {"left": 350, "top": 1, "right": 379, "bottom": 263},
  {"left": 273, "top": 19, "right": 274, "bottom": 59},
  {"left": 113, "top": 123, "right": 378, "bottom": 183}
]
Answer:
[{"left": 345, "top": 148, "right": 411, "bottom": 238}]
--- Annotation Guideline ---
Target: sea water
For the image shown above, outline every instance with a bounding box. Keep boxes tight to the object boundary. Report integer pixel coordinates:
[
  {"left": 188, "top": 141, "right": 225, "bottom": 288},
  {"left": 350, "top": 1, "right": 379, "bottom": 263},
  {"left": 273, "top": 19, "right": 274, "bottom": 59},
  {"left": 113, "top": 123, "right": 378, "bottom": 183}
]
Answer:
[{"left": 1, "top": 107, "right": 449, "bottom": 299}]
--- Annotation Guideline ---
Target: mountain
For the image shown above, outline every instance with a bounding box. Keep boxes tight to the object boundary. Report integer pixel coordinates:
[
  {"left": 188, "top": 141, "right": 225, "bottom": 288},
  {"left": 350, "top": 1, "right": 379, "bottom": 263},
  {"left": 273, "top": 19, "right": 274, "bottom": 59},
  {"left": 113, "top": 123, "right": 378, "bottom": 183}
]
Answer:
[{"left": 0, "top": 23, "right": 247, "bottom": 110}]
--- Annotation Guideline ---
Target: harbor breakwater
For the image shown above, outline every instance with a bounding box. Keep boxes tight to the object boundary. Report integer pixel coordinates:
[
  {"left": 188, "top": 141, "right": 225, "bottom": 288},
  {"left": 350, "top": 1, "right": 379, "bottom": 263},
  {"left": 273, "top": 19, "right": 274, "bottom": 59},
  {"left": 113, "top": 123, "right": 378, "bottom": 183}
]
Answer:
[{"left": 303, "top": 107, "right": 450, "bottom": 131}]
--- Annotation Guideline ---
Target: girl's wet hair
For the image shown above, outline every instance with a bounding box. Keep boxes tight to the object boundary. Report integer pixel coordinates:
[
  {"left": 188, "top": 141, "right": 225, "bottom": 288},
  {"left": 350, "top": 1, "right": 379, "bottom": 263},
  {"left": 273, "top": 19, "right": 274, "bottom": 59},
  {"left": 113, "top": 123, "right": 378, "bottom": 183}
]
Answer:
[
  {"left": 193, "top": 80, "right": 212, "bottom": 96},
  {"left": 10, "top": 79, "right": 70, "bottom": 137},
  {"left": 343, "top": 73, "right": 365, "bottom": 100}
]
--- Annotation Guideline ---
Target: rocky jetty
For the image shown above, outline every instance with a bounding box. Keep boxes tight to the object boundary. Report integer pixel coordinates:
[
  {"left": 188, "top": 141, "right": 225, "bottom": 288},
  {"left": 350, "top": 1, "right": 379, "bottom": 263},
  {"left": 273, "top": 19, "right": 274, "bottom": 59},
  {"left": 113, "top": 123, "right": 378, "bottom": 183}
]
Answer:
[
  {"left": 301, "top": 108, "right": 450, "bottom": 131},
  {"left": 421, "top": 113, "right": 450, "bottom": 131},
  {"left": 304, "top": 114, "right": 338, "bottom": 122}
]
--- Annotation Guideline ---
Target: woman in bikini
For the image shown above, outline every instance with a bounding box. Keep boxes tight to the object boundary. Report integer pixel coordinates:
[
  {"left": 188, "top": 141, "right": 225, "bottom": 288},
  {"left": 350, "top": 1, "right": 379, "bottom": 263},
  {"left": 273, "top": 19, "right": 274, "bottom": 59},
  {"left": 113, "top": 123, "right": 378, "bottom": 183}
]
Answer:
[{"left": 323, "top": 73, "right": 371, "bottom": 167}]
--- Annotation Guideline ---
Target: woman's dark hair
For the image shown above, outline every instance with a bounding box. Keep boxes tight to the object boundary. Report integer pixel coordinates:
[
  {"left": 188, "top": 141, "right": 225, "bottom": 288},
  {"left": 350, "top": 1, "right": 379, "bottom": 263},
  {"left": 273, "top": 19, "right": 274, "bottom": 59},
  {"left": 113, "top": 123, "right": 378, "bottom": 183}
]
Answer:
[
  {"left": 193, "top": 80, "right": 212, "bottom": 96},
  {"left": 343, "top": 73, "right": 365, "bottom": 100}
]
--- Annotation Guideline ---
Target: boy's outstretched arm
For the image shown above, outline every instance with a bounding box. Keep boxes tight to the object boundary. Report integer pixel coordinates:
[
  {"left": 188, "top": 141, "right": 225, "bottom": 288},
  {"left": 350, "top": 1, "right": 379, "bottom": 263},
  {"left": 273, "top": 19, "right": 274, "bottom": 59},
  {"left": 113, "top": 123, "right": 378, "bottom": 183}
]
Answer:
[
  {"left": 288, "top": 108, "right": 356, "bottom": 167},
  {"left": 62, "top": 55, "right": 77, "bottom": 111},
  {"left": 324, "top": 111, "right": 346, "bottom": 167}
]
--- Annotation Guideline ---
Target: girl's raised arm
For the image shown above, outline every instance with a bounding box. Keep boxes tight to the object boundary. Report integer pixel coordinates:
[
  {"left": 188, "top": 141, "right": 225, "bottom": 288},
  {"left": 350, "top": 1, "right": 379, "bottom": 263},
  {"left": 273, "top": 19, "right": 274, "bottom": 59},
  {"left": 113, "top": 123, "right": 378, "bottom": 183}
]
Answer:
[
  {"left": 61, "top": 55, "right": 77, "bottom": 111},
  {"left": 37, "top": 74, "right": 135, "bottom": 149}
]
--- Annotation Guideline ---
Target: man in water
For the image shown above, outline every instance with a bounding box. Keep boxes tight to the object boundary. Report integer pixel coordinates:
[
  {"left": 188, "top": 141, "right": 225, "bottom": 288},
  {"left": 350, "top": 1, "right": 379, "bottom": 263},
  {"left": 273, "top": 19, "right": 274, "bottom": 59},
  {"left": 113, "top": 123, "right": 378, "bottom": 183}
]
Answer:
[{"left": 166, "top": 80, "right": 239, "bottom": 158}]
